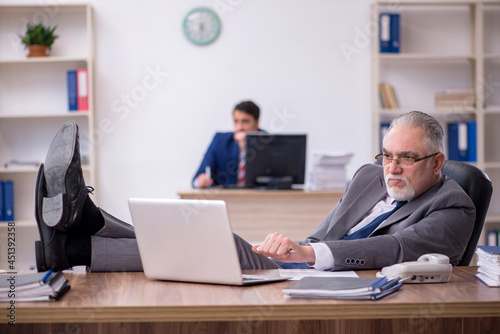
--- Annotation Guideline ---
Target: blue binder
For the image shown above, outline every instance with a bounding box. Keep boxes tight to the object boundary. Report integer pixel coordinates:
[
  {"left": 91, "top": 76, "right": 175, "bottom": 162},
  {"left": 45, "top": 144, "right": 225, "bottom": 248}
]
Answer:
[
  {"left": 379, "top": 13, "right": 391, "bottom": 53},
  {"left": 3, "top": 180, "right": 14, "bottom": 221},
  {"left": 447, "top": 122, "right": 467, "bottom": 161},
  {"left": 0, "top": 181, "right": 4, "bottom": 221},
  {"left": 467, "top": 121, "right": 477, "bottom": 162},
  {"left": 67, "top": 70, "right": 78, "bottom": 111},
  {"left": 390, "top": 13, "right": 400, "bottom": 53},
  {"left": 448, "top": 122, "right": 476, "bottom": 162},
  {"left": 380, "top": 122, "right": 391, "bottom": 152},
  {"left": 379, "top": 13, "right": 400, "bottom": 53}
]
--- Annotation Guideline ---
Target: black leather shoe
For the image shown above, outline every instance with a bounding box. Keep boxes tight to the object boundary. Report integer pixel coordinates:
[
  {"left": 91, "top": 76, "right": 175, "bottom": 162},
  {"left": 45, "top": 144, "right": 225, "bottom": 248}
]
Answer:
[
  {"left": 35, "top": 164, "right": 71, "bottom": 272},
  {"left": 42, "top": 121, "right": 87, "bottom": 231}
]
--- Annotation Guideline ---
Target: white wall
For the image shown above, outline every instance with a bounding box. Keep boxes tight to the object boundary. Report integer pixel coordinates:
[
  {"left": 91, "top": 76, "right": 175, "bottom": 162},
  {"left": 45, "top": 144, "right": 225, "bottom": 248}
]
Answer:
[{"left": 9, "top": 0, "right": 376, "bottom": 222}]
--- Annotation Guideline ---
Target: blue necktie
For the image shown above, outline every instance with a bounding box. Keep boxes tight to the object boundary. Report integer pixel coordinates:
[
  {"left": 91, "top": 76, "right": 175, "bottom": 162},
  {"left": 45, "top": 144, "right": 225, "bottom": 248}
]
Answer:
[{"left": 343, "top": 200, "right": 407, "bottom": 240}]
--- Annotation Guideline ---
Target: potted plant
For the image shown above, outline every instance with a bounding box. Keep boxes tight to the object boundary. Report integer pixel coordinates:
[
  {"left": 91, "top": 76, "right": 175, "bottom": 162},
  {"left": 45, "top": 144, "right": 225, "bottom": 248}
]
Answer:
[{"left": 20, "top": 23, "right": 58, "bottom": 57}]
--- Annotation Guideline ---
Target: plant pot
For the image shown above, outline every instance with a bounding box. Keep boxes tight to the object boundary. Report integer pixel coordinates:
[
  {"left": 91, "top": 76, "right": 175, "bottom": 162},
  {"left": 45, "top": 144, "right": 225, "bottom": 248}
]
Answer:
[{"left": 27, "top": 45, "right": 48, "bottom": 57}]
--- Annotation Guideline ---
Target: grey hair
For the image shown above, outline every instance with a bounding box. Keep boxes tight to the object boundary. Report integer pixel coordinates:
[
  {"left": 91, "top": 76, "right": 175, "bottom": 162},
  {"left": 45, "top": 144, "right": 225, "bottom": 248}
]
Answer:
[{"left": 384, "top": 111, "right": 444, "bottom": 155}]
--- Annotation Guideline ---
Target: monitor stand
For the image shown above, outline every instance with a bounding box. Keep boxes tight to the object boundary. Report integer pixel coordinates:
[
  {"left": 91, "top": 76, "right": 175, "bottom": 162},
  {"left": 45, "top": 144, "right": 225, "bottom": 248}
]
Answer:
[{"left": 254, "top": 176, "right": 294, "bottom": 190}]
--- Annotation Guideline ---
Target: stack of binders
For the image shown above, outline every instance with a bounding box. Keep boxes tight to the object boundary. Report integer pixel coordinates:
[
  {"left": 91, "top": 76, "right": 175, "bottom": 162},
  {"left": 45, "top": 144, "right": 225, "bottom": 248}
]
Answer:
[
  {"left": 67, "top": 68, "right": 88, "bottom": 111},
  {"left": 474, "top": 246, "right": 500, "bottom": 287}
]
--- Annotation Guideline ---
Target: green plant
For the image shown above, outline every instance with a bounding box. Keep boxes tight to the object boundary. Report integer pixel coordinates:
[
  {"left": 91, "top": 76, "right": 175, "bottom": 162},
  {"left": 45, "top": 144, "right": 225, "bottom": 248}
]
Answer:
[{"left": 20, "top": 23, "right": 58, "bottom": 49}]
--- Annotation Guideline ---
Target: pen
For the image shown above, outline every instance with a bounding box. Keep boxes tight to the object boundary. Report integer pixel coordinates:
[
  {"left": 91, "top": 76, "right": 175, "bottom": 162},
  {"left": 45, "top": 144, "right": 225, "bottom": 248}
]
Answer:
[{"left": 205, "top": 166, "right": 211, "bottom": 180}]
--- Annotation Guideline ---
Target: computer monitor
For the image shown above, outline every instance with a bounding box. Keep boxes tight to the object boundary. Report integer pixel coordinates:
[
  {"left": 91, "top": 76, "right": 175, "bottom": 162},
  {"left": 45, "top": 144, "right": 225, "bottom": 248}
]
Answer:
[{"left": 244, "top": 134, "right": 307, "bottom": 189}]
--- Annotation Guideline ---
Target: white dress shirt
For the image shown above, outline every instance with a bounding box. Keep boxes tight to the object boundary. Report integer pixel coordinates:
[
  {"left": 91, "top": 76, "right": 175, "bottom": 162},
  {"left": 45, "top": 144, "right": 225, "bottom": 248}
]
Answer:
[{"left": 308, "top": 195, "right": 397, "bottom": 270}]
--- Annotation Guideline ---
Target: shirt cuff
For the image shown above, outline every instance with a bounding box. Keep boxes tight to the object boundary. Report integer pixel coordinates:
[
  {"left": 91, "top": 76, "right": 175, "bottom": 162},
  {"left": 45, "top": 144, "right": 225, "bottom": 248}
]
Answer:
[{"left": 308, "top": 243, "right": 334, "bottom": 270}]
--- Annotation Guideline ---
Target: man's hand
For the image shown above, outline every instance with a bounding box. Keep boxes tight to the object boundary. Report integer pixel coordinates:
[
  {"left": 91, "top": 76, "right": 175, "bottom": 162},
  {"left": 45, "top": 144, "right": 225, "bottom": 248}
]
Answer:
[
  {"left": 252, "top": 233, "right": 316, "bottom": 264},
  {"left": 233, "top": 131, "right": 247, "bottom": 151},
  {"left": 195, "top": 173, "right": 213, "bottom": 188}
]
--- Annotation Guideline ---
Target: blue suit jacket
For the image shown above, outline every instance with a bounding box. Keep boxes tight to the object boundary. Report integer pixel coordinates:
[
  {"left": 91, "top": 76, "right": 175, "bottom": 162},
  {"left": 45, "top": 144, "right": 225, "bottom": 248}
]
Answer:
[{"left": 193, "top": 132, "right": 239, "bottom": 187}]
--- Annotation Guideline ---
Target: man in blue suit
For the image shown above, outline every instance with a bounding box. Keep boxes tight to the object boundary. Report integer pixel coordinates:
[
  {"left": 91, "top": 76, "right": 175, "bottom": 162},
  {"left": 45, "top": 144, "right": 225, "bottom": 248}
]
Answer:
[{"left": 193, "top": 100, "right": 261, "bottom": 188}]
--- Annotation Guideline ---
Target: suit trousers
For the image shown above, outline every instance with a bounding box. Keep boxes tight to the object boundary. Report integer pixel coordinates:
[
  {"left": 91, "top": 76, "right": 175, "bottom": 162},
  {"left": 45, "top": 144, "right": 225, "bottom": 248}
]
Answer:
[{"left": 89, "top": 209, "right": 280, "bottom": 272}]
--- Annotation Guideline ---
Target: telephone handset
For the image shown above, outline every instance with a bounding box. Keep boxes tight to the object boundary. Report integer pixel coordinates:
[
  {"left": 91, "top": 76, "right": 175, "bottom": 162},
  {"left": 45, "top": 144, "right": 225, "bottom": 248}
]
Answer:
[{"left": 376, "top": 253, "right": 452, "bottom": 283}]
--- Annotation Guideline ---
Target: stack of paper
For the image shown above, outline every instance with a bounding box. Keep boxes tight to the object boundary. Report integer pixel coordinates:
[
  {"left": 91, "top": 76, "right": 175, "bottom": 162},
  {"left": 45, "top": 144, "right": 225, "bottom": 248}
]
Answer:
[
  {"left": 282, "top": 276, "right": 402, "bottom": 300},
  {"left": 0, "top": 270, "right": 71, "bottom": 301},
  {"left": 474, "top": 246, "right": 500, "bottom": 287},
  {"left": 307, "top": 151, "right": 353, "bottom": 190}
]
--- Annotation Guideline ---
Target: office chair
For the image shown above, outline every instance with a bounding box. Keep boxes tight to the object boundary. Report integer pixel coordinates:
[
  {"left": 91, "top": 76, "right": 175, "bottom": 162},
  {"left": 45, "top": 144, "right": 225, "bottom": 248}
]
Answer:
[
  {"left": 441, "top": 160, "right": 493, "bottom": 266},
  {"left": 375, "top": 157, "right": 493, "bottom": 265}
]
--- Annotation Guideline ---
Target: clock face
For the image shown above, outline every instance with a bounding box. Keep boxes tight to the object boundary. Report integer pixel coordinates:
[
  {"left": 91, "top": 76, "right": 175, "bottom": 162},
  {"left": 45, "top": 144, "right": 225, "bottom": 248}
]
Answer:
[{"left": 183, "top": 7, "right": 221, "bottom": 46}]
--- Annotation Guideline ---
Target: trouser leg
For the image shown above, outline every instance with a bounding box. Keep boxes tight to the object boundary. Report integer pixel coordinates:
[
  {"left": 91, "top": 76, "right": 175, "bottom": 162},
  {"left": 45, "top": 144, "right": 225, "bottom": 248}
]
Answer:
[
  {"left": 89, "top": 209, "right": 143, "bottom": 272},
  {"left": 89, "top": 210, "right": 280, "bottom": 272}
]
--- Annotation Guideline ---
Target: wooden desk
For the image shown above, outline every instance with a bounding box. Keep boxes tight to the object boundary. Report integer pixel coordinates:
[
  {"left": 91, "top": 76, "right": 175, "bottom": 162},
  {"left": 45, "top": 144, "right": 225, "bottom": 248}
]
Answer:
[
  {"left": 3, "top": 267, "right": 500, "bottom": 333},
  {"left": 177, "top": 188, "right": 343, "bottom": 242}
]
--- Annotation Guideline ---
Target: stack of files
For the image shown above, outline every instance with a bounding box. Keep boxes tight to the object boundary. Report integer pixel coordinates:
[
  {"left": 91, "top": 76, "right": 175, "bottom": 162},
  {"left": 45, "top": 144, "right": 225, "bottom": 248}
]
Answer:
[
  {"left": 283, "top": 276, "right": 403, "bottom": 300},
  {"left": 474, "top": 246, "right": 500, "bottom": 287},
  {"left": 307, "top": 151, "right": 353, "bottom": 190},
  {"left": 0, "top": 270, "right": 71, "bottom": 301},
  {"left": 435, "top": 89, "right": 475, "bottom": 109}
]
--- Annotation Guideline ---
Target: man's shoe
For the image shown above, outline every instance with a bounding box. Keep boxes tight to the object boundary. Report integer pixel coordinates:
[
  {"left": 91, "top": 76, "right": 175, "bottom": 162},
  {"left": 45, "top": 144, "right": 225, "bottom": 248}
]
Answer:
[
  {"left": 35, "top": 164, "right": 71, "bottom": 272},
  {"left": 42, "top": 121, "right": 87, "bottom": 231}
]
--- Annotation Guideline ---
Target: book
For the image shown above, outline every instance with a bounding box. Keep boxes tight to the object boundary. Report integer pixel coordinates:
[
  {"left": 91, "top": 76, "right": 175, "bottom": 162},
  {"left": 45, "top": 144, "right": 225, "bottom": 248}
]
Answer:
[
  {"left": 379, "top": 83, "right": 399, "bottom": 109},
  {"left": 77, "top": 68, "right": 88, "bottom": 111},
  {"left": 435, "top": 89, "right": 475, "bottom": 109},
  {"left": 282, "top": 276, "right": 403, "bottom": 300},
  {"left": 0, "top": 271, "right": 71, "bottom": 301},
  {"left": 67, "top": 70, "right": 78, "bottom": 111},
  {"left": 3, "top": 180, "right": 14, "bottom": 221}
]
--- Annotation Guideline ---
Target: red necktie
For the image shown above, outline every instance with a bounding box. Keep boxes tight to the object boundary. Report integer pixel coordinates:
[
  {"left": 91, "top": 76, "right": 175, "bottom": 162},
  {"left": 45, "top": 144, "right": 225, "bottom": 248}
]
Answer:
[{"left": 237, "top": 159, "right": 245, "bottom": 187}]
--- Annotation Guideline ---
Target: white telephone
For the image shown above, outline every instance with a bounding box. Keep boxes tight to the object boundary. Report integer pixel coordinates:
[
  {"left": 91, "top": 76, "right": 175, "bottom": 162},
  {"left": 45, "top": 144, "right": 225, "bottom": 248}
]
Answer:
[{"left": 376, "top": 253, "right": 452, "bottom": 283}]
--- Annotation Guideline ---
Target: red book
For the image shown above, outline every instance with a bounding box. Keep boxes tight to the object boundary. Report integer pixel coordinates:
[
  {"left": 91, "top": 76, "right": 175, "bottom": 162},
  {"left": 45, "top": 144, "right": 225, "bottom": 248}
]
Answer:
[{"left": 77, "top": 68, "right": 88, "bottom": 111}]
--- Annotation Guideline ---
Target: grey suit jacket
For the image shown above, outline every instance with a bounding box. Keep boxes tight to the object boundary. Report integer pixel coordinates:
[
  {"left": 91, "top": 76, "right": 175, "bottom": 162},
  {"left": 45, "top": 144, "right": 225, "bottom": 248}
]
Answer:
[{"left": 304, "top": 164, "right": 476, "bottom": 270}]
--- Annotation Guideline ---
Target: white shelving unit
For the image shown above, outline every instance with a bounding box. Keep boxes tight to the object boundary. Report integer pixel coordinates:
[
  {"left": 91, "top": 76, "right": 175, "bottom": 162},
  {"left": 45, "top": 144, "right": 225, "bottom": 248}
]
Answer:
[
  {"left": 0, "top": 4, "right": 94, "bottom": 270},
  {"left": 371, "top": 1, "right": 500, "bottom": 253}
]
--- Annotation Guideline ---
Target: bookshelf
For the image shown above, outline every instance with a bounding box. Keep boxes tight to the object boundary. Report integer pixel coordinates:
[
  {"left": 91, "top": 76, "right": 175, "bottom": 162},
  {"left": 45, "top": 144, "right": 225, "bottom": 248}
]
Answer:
[
  {"left": 0, "top": 4, "right": 94, "bottom": 270},
  {"left": 371, "top": 1, "right": 500, "bottom": 254}
]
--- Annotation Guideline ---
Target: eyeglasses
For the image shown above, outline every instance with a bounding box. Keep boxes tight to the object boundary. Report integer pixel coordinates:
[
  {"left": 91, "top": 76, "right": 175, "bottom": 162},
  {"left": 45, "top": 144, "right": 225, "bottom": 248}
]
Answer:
[{"left": 375, "top": 152, "right": 440, "bottom": 166}]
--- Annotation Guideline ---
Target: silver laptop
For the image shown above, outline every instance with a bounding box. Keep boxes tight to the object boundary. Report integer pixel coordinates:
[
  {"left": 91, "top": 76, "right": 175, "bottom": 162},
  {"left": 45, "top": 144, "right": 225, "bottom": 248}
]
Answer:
[{"left": 128, "top": 198, "right": 289, "bottom": 286}]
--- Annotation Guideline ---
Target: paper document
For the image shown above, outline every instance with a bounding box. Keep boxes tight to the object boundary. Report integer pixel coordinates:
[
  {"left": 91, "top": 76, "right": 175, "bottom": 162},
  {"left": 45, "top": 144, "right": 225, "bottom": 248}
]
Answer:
[{"left": 278, "top": 269, "right": 358, "bottom": 281}]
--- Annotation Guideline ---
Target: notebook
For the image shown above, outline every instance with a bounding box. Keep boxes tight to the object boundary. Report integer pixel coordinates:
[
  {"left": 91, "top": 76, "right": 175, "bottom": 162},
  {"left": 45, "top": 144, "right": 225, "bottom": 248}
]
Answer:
[{"left": 128, "top": 198, "right": 289, "bottom": 286}]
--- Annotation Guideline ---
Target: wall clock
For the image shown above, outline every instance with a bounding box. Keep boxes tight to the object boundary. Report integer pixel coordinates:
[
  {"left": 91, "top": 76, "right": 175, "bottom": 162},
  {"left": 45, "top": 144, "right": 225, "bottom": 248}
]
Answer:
[{"left": 183, "top": 7, "right": 221, "bottom": 46}]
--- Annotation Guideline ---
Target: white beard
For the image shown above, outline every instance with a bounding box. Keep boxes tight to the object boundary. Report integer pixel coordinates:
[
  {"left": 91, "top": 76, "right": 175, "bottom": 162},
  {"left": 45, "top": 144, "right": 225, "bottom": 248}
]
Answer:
[{"left": 385, "top": 174, "right": 416, "bottom": 201}]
